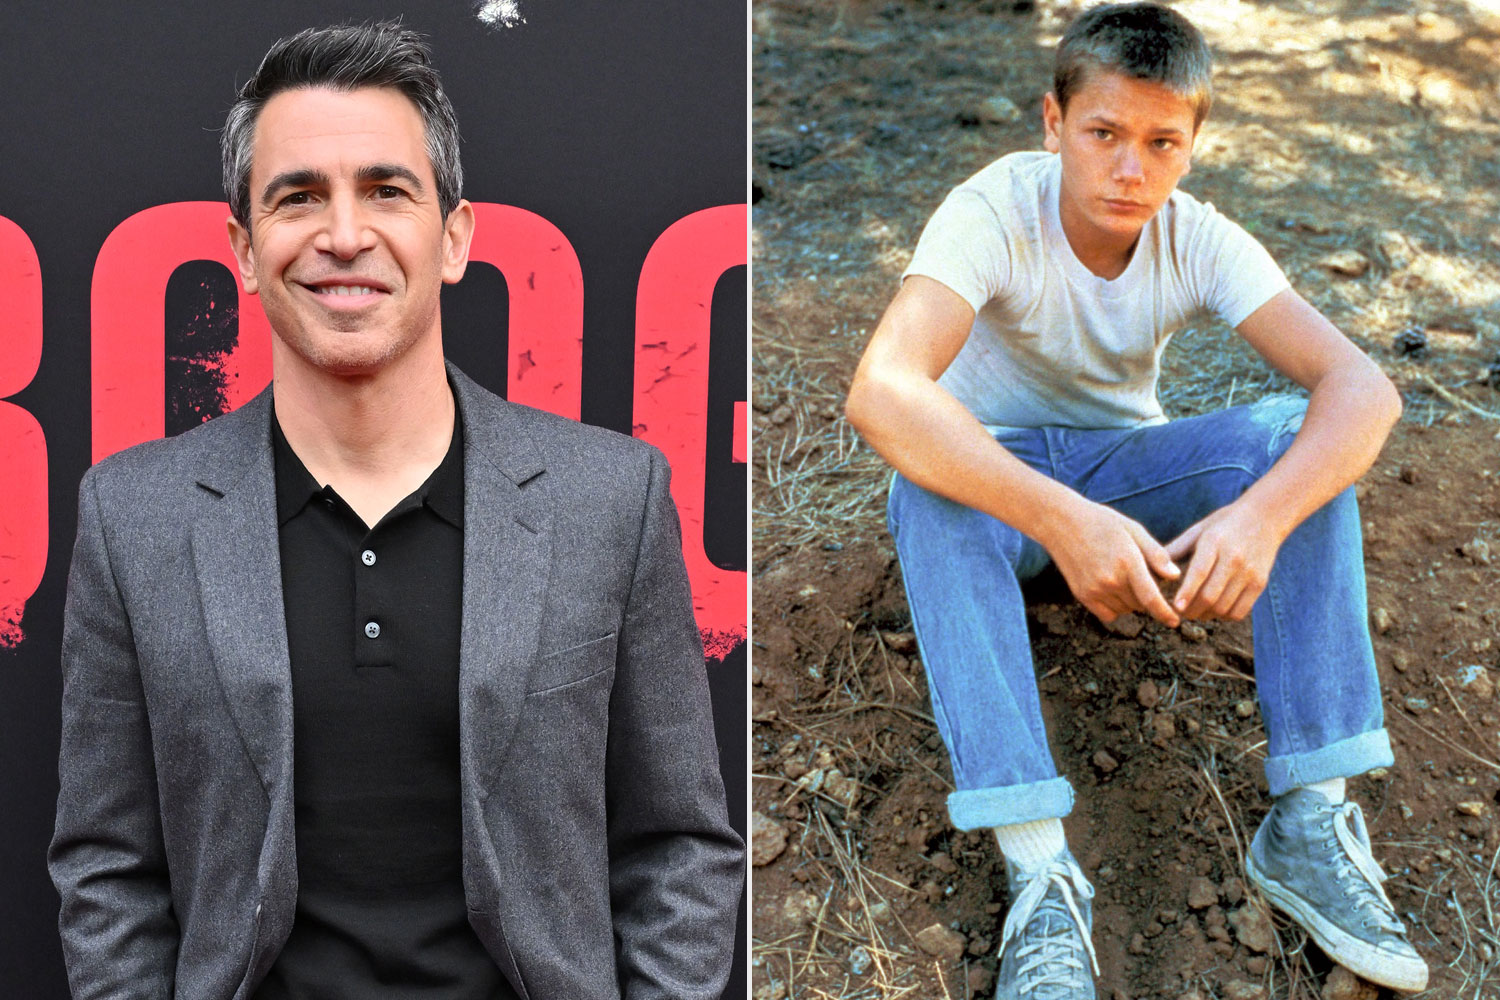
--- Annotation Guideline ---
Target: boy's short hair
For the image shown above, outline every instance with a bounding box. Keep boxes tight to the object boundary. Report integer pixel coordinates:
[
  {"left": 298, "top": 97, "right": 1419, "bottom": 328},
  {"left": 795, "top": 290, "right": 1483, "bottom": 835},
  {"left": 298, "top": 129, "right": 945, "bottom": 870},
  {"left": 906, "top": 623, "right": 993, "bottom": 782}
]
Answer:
[{"left": 1054, "top": 2, "right": 1213, "bottom": 129}]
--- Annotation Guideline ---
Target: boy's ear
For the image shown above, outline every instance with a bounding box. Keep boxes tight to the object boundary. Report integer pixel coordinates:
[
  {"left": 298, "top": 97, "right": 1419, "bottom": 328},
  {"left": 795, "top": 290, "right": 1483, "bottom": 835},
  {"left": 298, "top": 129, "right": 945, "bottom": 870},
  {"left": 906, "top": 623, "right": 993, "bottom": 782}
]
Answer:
[{"left": 1042, "top": 91, "right": 1062, "bottom": 153}]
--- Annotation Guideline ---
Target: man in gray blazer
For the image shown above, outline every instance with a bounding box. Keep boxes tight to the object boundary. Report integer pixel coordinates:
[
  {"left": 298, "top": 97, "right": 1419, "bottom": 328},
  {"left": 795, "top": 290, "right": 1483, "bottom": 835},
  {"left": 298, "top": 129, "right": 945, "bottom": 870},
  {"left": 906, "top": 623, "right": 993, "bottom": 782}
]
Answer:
[{"left": 49, "top": 22, "right": 743, "bottom": 1000}]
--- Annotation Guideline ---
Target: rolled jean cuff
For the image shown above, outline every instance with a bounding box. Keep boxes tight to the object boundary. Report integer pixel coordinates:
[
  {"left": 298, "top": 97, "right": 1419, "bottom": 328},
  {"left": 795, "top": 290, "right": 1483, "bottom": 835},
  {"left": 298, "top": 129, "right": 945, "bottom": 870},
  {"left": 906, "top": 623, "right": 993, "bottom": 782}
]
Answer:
[
  {"left": 947, "top": 777, "right": 1075, "bottom": 831},
  {"left": 1264, "top": 728, "right": 1395, "bottom": 798}
]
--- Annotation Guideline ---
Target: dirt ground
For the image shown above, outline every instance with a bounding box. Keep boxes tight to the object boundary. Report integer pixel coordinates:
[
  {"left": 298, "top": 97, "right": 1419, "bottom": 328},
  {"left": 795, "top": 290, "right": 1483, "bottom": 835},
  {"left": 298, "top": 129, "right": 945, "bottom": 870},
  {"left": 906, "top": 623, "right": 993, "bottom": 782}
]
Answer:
[{"left": 750, "top": 1, "right": 1500, "bottom": 998}]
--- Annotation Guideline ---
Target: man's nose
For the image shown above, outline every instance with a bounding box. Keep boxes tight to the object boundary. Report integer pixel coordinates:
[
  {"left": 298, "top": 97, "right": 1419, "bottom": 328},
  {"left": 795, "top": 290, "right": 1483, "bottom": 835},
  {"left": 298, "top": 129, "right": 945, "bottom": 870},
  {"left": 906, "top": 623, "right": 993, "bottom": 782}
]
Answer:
[{"left": 315, "top": 192, "right": 376, "bottom": 259}]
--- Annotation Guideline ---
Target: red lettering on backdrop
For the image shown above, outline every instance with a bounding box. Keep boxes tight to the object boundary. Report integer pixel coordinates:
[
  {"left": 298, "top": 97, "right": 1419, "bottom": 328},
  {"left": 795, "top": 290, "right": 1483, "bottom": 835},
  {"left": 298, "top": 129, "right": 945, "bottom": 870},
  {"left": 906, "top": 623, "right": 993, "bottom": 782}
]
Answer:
[
  {"left": 0, "top": 216, "right": 47, "bottom": 647},
  {"left": 92, "top": 202, "right": 273, "bottom": 462},
  {"left": 87, "top": 201, "right": 737, "bottom": 651},
  {"left": 633, "top": 205, "right": 747, "bottom": 660},
  {"left": 466, "top": 204, "right": 583, "bottom": 419}
]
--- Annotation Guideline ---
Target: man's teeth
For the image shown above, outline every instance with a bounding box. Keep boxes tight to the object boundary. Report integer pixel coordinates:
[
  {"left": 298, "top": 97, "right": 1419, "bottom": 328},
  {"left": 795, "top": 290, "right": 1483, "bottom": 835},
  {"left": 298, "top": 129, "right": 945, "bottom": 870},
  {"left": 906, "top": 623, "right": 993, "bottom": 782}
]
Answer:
[{"left": 317, "top": 285, "right": 378, "bottom": 296}]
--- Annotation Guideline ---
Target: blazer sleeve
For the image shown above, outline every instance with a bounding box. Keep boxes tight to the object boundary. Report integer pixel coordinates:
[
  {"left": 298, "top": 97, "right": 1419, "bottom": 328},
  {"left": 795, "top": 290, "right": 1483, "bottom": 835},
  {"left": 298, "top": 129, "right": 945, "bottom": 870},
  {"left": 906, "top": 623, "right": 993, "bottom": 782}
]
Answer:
[
  {"left": 48, "top": 469, "right": 180, "bottom": 998},
  {"left": 605, "top": 446, "right": 745, "bottom": 1000}
]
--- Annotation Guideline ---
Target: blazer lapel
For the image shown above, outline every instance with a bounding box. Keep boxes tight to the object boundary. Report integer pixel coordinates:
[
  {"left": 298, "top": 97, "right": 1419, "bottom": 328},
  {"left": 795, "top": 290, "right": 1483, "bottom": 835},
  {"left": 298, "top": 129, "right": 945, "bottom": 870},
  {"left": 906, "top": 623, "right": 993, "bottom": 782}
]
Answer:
[
  {"left": 449, "top": 363, "right": 553, "bottom": 795},
  {"left": 189, "top": 389, "right": 294, "bottom": 800}
]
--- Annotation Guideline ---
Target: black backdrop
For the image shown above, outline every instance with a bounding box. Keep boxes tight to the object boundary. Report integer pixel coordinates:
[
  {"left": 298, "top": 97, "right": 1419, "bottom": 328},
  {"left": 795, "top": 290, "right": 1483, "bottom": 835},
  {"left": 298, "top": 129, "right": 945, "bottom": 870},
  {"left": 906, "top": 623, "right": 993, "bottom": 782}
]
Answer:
[{"left": 0, "top": 2, "right": 746, "bottom": 996}]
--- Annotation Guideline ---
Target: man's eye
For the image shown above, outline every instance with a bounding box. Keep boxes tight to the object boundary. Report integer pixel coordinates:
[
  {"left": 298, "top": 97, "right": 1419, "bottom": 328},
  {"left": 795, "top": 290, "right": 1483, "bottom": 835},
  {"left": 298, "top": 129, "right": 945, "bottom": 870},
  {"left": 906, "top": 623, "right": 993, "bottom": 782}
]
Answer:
[
  {"left": 1092, "top": 129, "right": 1112, "bottom": 140},
  {"left": 281, "top": 191, "right": 312, "bottom": 207},
  {"left": 375, "top": 185, "right": 404, "bottom": 199},
  {"left": 1153, "top": 138, "right": 1177, "bottom": 150}
]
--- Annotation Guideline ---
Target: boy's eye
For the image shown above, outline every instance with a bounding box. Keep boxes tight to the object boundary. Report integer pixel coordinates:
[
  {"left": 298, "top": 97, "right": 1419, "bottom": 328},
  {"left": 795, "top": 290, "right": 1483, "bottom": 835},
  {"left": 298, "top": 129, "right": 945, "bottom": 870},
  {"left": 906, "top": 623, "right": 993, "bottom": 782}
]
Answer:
[{"left": 1092, "top": 128, "right": 1112, "bottom": 140}]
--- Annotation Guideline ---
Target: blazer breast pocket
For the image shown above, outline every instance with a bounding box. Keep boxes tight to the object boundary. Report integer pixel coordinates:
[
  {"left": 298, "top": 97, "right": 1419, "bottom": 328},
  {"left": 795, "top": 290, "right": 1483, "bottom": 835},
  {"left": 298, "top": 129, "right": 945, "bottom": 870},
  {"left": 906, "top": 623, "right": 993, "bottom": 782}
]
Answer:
[{"left": 526, "top": 632, "right": 617, "bottom": 696}]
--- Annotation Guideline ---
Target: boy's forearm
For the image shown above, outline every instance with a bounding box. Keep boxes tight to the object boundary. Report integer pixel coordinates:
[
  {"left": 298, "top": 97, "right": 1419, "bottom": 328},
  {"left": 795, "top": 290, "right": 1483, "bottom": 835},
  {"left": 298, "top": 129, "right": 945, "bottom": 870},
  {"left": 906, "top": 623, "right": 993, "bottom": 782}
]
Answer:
[
  {"left": 846, "top": 368, "right": 1088, "bottom": 547},
  {"left": 1237, "top": 362, "right": 1401, "bottom": 541}
]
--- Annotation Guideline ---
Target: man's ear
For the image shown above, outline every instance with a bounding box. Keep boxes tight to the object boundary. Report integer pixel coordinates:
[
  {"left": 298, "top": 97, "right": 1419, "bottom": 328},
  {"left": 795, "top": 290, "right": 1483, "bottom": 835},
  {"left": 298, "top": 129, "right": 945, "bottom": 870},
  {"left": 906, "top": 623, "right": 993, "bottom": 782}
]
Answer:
[
  {"left": 440, "top": 199, "right": 476, "bottom": 285},
  {"left": 1042, "top": 91, "right": 1063, "bottom": 154},
  {"left": 226, "top": 216, "right": 259, "bottom": 295}
]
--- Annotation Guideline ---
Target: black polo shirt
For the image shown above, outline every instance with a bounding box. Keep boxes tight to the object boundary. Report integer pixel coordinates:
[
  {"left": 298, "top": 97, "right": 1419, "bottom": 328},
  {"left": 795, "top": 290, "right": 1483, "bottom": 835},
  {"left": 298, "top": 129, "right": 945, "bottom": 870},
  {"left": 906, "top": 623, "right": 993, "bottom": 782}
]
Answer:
[{"left": 254, "top": 404, "right": 515, "bottom": 1000}]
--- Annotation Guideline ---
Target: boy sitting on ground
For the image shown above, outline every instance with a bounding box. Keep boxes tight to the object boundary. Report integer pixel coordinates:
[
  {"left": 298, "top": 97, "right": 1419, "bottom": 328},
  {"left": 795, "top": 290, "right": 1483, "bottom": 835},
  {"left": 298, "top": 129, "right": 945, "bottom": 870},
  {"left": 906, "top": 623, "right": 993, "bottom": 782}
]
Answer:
[{"left": 844, "top": 3, "right": 1425, "bottom": 995}]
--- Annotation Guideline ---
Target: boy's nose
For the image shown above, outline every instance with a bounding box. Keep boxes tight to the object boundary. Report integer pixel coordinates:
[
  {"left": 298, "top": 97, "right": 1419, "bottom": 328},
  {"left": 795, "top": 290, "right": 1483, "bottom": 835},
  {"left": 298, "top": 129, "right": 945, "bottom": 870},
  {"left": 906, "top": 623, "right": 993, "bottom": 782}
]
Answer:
[{"left": 1112, "top": 146, "right": 1144, "bottom": 184}]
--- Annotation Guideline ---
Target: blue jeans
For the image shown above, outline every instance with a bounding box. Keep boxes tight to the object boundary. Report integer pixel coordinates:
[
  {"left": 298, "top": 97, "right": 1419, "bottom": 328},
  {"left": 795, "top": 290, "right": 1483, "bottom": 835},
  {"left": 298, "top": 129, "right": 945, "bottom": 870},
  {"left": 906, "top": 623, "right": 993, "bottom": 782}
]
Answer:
[{"left": 887, "top": 396, "right": 1393, "bottom": 831}]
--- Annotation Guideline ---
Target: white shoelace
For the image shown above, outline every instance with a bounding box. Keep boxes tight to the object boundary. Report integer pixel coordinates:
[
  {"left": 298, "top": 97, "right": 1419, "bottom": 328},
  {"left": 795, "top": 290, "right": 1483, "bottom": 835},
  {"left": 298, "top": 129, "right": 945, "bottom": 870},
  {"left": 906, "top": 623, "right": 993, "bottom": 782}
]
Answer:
[
  {"left": 1330, "top": 801, "right": 1405, "bottom": 934},
  {"left": 997, "top": 855, "right": 1100, "bottom": 991}
]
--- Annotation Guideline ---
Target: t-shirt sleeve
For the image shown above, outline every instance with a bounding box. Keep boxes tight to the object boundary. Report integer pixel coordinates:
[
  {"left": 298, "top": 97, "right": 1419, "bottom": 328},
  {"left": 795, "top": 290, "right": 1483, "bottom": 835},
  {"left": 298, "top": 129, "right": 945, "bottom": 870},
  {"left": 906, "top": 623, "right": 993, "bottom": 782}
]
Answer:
[
  {"left": 902, "top": 188, "right": 1013, "bottom": 313},
  {"left": 1180, "top": 200, "right": 1291, "bottom": 328}
]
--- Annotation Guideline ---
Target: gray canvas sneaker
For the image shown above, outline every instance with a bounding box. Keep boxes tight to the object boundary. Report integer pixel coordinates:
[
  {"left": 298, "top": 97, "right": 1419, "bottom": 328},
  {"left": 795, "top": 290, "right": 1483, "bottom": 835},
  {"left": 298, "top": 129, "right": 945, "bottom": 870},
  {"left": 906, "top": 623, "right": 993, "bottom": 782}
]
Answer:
[
  {"left": 1246, "top": 788, "right": 1428, "bottom": 992},
  {"left": 995, "top": 850, "right": 1098, "bottom": 999}
]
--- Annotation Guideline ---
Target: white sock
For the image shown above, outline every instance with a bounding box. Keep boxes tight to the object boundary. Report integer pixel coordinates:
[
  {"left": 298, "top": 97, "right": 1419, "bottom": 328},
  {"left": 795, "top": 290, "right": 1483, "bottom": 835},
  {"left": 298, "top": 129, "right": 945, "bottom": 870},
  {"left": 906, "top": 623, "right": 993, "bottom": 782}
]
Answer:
[
  {"left": 993, "top": 818, "right": 1067, "bottom": 876},
  {"left": 1299, "top": 777, "right": 1347, "bottom": 804}
]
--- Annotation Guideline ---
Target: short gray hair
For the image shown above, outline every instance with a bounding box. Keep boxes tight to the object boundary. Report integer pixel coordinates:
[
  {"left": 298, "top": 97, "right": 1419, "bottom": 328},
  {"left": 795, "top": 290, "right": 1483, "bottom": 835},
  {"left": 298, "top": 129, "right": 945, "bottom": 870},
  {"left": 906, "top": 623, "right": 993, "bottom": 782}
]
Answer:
[
  {"left": 221, "top": 20, "right": 463, "bottom": 229},
  {"left": 1055, "top": 2, "right": 1213, "bottom": 129}
]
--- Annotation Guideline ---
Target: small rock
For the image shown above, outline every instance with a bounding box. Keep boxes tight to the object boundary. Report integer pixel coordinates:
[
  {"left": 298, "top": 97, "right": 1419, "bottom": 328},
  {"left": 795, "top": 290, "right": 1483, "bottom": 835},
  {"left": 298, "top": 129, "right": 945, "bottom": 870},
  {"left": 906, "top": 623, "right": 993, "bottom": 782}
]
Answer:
[
  {"left": 1322, "top": 965, "right": 1379, "bottom": 1000},
  {"left": 1179, "top": 621, "right": 1207, "bottom": 642},
  {"left": 768, "top": 403, "right": 794, "bottom": 426},
  {"left": 928, "top": 851, "right": 958, "bottom": 874},
  {"left": 751, "top": 812, "right": 789, "bottom": 866},
  {"left": 782, "top": 889, "right": 821, "bottom": 926},
  {"left": 1462, "top": 537, "right": 1493, "bottom": 566},
  {"left": 824, "top": 769, "right": 860, "bottom": 807},
  {"left": 966, "top": 965, "right": 994, "bottom": 998},
  {"left": 914, "top": 923, "right": 966, "bottom": 961},
  {"left": 848, "top": 945, "right": 873, "bottom": 976},
  {"left": 1394, "top": 326, "right": 1429, "bottom": 357},
  {"left": 1107, "top": 613, "right": 1145, "bottom": 638},
  {"left": 1371, "top": 606, "right": 1394, "bottom": 633},
  {"left": 1235, "top": 699, "right": 1257, "bottom": 718},
  {"left": 1223, "top": 981, "right": 1267, "bottom": 1000},
  {"left": 1391, "top": 648, "right": 1410, "bottom": 672},
  {"left": 881, "top": 630, "right": 918, "bottom": 654},
  {"left": 1093, "top": 750, "right": 1120, "bottom": 773},
  {"left": 1458, "top": 664, "right": 1495, "bottom": 701},
  {"left": 1152, "top": 713, "right": 1176, "bottom": 741},
  {"left": 978, "top": 94, "right": 1022, "bottom": 122},
  {"left": 1398, "top": 464, "right": 1420, "bottom": 483},
  {"left": 1186, "top": 875, "right": 1219, "bottom": 909},
  {"left": 753, "top": 982, "right": 787, "bottom": 1000},
  {"left": 1137, "top": 679, "right": 1161, "bottom": 708},
  {"left": 1458, "top": 801, "right": 1486, "bottom": 817},
  {"left": 1229, "top": 902, "right": 1275, "bottom": 953},
  {"left": 1375, "top": 230, "right": 1413, "bottom": 270},
  {"left": 1405, "top": 696, "right": 1430, "bottom": 712},
  {"left": 1222, "top": 876, "right": 1245, "bottom": 905},
  {"left": 1245, "top": 955, "right": 1269, "bottom": 975},
  {"left": 869, "top": 901, "right": 891, "bottom": 923},
  {"left": 1320, "top": 249, "right": 1371, "bottom": 277}
]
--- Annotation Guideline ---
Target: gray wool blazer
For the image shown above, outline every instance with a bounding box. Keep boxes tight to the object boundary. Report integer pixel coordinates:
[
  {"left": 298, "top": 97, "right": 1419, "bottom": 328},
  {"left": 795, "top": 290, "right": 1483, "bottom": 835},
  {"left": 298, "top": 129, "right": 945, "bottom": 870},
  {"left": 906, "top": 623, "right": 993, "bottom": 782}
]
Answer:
[{"left": 49, "top": 360, "right": 744, "bottom": 1000}]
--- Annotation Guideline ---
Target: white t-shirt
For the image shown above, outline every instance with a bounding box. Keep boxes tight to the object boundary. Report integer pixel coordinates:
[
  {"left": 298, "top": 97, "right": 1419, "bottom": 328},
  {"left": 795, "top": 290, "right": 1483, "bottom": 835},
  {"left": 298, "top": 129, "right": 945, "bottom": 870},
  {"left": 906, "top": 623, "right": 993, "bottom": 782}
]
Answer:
[{"left": 903, "top": 151, "right": 1289, "bottom": 430}]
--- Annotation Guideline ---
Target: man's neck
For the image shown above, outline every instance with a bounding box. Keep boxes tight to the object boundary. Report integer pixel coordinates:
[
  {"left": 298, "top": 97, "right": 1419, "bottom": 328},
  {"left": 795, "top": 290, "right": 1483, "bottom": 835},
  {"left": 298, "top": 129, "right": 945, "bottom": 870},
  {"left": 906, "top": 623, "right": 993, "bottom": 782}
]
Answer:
[{"left": 270, "top": 334, "right": 456, "bottom": 527}]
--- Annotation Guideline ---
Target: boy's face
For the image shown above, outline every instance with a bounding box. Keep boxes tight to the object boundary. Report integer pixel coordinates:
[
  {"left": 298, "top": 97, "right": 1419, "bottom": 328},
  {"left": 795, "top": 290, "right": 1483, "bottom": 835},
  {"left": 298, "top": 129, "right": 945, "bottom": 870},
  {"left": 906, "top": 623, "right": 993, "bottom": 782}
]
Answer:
[{"left": 1043, "top": 70, "right": 1197, "bottom": 253}]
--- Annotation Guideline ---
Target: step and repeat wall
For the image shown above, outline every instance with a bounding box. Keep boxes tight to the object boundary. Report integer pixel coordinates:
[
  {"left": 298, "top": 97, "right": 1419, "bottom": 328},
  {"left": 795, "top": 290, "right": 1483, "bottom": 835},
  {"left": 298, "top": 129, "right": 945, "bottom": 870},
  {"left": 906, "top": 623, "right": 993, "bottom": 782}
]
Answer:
[{"left": 0, "top": 2, "right": 746, "bottom": 995}]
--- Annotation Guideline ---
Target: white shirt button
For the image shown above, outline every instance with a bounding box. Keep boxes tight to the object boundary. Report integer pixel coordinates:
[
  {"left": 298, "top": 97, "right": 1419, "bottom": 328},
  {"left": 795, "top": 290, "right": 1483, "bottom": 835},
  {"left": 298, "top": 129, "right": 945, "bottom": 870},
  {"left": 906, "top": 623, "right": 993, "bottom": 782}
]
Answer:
[
  {"left": 361, "top": 549, "right": 376, "bottom": 566},
  {"left": 364, "top": 621, "right": 381, "bottom": 639}
]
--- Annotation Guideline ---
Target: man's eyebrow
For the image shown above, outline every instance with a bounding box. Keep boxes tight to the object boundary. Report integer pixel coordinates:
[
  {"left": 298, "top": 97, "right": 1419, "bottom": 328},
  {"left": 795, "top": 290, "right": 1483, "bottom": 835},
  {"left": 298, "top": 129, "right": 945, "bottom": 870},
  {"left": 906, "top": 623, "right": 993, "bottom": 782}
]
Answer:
[
  {"left": 356, "top": 163, "right": 426, "bottom": 191},
  {"left": 260, "top": 168, "right": 330, "bottom": 206}
]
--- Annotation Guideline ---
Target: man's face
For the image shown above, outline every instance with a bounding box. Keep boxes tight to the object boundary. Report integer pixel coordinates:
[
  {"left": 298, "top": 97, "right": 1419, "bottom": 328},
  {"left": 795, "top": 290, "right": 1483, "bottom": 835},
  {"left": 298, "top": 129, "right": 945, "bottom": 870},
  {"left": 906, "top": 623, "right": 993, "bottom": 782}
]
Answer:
[
  {"left": 228, "top": 85, "right": 473, "bottom": 379},
  {"left": 1043, "top": 71, "right": 1197, "bottom": 253}
]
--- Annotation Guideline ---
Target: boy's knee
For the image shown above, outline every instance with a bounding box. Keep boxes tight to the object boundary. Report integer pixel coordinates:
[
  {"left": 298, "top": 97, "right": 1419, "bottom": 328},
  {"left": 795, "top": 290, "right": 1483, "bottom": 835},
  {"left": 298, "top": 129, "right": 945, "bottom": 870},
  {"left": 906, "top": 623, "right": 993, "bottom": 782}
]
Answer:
[{"left": 1248, "top": 394, "right": 1308, "bottom": 463}]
